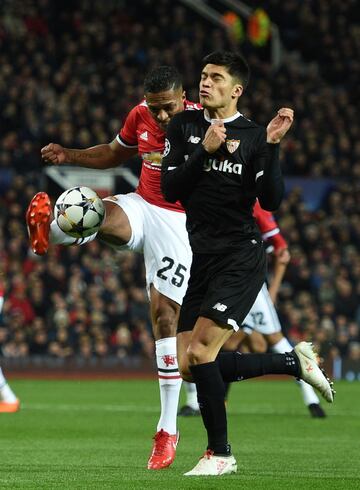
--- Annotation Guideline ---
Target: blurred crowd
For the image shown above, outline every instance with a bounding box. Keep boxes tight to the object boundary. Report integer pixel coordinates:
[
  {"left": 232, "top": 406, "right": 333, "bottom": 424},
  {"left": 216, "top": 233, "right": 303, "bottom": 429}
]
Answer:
[
  {"left": 1, "top": 0, "right": 359, "bottom": 177},
  {"left": 1, "top": 175, "right": 154, "bottom": 361},
  {"left": 0, "top": 0, "right": 359, "bottom": 365},
  {"left": 1, "top": 177, "right": 359, "bottom": 365},
  {"left": 275, "top": 182, "right": 360, "bottom": 364}
]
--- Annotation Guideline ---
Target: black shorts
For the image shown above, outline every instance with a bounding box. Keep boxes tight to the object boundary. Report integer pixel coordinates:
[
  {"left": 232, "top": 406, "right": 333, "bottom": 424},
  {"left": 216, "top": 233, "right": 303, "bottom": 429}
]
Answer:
[{"left": 178, "top": 240, "right": 266, "bottom": 333}]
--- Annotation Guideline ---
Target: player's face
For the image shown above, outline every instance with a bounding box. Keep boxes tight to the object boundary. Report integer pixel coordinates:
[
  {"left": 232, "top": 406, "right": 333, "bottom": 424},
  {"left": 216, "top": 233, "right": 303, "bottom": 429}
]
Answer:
[
  {"left": 199, "top": 64, "right": 242, "bottom": 111},
  {"left": 146, "top": 88, "right": 185, "bottom": 131}
]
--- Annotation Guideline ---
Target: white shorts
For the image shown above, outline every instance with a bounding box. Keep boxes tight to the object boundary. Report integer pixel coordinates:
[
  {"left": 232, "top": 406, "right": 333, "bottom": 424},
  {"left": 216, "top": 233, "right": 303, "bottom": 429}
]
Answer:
[
  {"left": 242, "top": 283, "right": 282, "bottom": 335},
  {"left": 103, "top": 193, "right": 192, "bottom": 305}
]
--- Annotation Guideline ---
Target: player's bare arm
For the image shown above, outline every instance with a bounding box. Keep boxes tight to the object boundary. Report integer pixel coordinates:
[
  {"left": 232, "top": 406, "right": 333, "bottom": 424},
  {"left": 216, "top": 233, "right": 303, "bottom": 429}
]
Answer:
[
  {"left": 268, "top": 248, "right": 291, "bottom": 303},
  {"left": 41, "top": 139, "right": 137, "bottom": 169},
  {"left": 266, "top": 107, "right": 294, "bottom": 144}
]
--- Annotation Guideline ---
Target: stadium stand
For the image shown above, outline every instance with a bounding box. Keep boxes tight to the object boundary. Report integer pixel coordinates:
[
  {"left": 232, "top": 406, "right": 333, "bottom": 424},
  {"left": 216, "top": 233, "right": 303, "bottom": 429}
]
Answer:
[{"left": 0, "top": 0, "right": 359, "bottom": 376}]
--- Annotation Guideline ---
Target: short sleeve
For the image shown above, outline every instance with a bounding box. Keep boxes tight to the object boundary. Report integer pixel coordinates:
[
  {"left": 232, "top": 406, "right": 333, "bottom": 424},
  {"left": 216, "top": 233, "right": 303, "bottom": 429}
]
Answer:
[{"left": 117, "top": 107, "right": 139, "bottom": 148}]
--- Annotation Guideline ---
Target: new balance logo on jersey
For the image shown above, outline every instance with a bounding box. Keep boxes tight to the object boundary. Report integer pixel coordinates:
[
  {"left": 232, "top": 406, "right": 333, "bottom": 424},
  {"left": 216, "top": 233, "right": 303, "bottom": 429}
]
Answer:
[
  {"left": 213, "top": 302, "right": 228, "bottom": 312},
  {"left": 188, "top": 135, "right": 201, "bottom": 144},
  {"left": 140, "top": 131, "right": 148, "bottom": 141},
  {"left": 204, "top": 158, "right": 242, "bottom": 175}
]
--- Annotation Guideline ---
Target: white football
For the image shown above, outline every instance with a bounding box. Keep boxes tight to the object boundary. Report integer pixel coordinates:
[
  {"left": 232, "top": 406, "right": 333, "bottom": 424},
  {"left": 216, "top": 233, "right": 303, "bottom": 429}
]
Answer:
[{"left": 54, "top": 186, "right": 105, "bottom": 238}]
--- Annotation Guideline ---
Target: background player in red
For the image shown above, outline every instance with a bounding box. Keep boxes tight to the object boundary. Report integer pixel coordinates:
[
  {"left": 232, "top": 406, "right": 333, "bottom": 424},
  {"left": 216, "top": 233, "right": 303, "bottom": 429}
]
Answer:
[
  {"left": 230, "top": 201, "right": 326, "bottom": 417},
  {"left": 232, "top": 202, "right": 327, "bottom": 414},
  {"left": 26, "top": 66, "right": 200, "bottom": 470}
]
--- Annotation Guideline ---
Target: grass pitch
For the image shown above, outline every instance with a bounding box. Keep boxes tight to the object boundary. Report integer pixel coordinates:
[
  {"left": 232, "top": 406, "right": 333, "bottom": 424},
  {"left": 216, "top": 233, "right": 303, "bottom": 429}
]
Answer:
[{"left": 0, "top": 379, "right": 359, "bottom": 489}]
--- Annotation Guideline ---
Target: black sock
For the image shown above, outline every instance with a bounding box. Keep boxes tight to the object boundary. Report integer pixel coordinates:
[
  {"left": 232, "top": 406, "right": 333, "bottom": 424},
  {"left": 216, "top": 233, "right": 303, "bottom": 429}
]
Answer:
[
  {"left": 221, "top": 350, "right": 232, "bottom": 401},
  {"left": 190, "top": 361, "right": 231, "bottom": 456},
  {"left": 216, "top": 351, "right": 300, "bottom": 382}
]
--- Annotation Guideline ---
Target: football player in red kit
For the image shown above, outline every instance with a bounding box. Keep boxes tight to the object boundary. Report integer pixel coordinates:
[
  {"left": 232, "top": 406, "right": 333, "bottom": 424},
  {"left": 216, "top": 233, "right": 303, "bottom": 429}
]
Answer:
[
  {"left": 26, "top": 66, "right": 200, "bottom": 470},
  {"left": 232, "top": 202, "right": 325, "bottom": 417}
]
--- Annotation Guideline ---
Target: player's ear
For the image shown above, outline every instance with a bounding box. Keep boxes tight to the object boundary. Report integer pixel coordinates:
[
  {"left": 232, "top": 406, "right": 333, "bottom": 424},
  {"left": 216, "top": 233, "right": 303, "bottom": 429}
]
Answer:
[
  {"left": 232, "top": 84, "right": 243, "bottom": 99},
  {"left": 182, "top": 90, "right": 186, "bottom": 100}
]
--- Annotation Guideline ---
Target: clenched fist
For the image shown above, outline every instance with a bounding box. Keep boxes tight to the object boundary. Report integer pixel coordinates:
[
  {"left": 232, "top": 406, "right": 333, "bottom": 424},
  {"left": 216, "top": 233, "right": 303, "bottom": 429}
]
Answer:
[
  {"left": 202, "top": 120, "right": 227, "bottom": 154},
  {"left": 41, "top": 143, "right": 68, "bottom": 164}
]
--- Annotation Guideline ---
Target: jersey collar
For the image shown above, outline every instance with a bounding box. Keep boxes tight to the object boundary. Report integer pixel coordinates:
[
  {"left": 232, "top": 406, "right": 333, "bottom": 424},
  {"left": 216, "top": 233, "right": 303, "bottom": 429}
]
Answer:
[{"left": 204, "top": 109, "right": 242, "bottom": 124}]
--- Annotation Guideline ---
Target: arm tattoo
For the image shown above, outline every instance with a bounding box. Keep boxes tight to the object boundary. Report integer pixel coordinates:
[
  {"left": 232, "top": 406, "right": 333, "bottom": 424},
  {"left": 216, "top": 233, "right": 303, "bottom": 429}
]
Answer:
[
  {"left": 68, "top": 150, "right": 105, "bottom": 162},
  {"left": 64, "top": 146, "right": 112, "bottom": 167}
]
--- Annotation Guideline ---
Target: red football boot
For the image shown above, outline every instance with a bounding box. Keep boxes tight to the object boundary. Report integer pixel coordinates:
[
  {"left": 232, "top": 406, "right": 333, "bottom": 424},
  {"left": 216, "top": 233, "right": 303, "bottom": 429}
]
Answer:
[
  {"left": 26, "top": 192, "right": 51, "bottom": 255},
  {"left": 147, "top": 429, "right": 179, "bottom": 470}
]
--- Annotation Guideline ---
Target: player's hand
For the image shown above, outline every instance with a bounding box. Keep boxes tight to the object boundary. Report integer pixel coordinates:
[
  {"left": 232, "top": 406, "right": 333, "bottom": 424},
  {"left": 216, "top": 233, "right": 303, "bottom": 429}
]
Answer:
[
  {"left": 275, "top": 247, "right": 291, "bottom": 265},
  {"left": 41, "top": 143, "right": 67, "bottom": 164},
  {"left": 266, "top": 108, "right": 294, "bottom": 144},
  {"left": 202, "top": 120, "right": 226, "bottom": 153}
]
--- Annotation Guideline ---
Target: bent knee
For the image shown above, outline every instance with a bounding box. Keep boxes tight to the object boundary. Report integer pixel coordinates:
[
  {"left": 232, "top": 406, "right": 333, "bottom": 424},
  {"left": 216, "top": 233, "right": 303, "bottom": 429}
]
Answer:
[
  {"left": 179, "top": 342, "right": 214, "bottom": 380},
  {"left": 179, "top": 366, "right": 193, "bottom": 382},
  {"left": 187, "top": 341, "right": 209, "bottom": 366},
  {"left": 98, "top": 202, "right": 131, "bottom": 244}
]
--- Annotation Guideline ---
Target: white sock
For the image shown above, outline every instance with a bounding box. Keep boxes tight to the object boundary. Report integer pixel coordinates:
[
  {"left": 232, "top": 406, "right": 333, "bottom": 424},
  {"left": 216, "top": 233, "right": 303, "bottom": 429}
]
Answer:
[
  {"left": 298, "top": 379, "right": 320, "bottom": 405},
  {"left": 0, "top": 367, "right": 17, "bottom": 402},
  {"left": 271, "top": 337, "right": 320, "bottom": 406},
  {"left": 0, "top": 366, "right": 7, "bottom": 387},
  {"left": 50, "top": 220, "right": 97, "bottom": 245},
  {"left": 155, "top": 337, "right": 182, "bottom": 435},
  {"left": 270, "top": 337, "right": 294, "bottom": 354},
  {"left": 183, "top": 381, "right": 199, "bottom": 410}
]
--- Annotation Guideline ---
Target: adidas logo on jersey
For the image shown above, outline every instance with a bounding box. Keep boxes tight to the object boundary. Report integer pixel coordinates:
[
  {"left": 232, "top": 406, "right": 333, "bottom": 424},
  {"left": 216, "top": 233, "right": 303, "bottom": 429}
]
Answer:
[
  {"left": 188, "top": 135, "right": 201, "bottom": 144},
  {"left": 213, "top": 302, "right": 228, "bottom": 312},
  {"left": 140, "top": 131, "right": 148, "bottom": 141},
  {"left": 204, "top": 158, "right": 242, "bottom": 175}
]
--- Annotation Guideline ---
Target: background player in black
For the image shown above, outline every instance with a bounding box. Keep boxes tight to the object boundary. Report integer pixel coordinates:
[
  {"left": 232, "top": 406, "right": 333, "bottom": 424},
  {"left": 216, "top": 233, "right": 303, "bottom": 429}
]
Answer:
[{"left": 161, "top": 51, "right": 334, "bottom": 476}]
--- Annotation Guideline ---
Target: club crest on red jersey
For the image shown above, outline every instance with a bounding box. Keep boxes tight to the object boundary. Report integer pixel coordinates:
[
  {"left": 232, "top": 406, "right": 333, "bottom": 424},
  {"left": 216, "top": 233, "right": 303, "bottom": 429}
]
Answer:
[{"left": 226, "top": 139, "right": 240, "bottom": 153}]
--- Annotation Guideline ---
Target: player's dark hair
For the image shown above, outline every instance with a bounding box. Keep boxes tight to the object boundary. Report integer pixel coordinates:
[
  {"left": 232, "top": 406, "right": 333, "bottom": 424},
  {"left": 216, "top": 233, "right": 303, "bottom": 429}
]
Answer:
[
  {"left": 202, "top": 51, "right": 250, "bottom": 89},
  {"left": 144, "top": 66, "right": 183, "bottom": 94}
]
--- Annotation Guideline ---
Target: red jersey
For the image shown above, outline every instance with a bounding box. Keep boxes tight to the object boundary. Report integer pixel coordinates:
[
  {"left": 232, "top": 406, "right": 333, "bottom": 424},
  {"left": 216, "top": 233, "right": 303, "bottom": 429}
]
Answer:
[
  {"left": 253, "top": 200, "right": 287, "bottom": 253},
  {"left": 117, "top": 99, "right": 201, "bottom": 212}
]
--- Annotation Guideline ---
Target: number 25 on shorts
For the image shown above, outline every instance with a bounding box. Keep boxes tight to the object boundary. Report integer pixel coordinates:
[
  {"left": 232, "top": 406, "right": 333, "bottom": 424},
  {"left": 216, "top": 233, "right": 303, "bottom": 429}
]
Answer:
[{"left": 157, "top": 256, "right": 187, "bottom": 287}]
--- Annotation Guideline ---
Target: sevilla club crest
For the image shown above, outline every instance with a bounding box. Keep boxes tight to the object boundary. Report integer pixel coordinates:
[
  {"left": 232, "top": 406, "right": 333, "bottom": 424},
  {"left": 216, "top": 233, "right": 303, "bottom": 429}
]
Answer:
[{"left": 226, "top": 139, "right": 240, "bottom": 153}]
